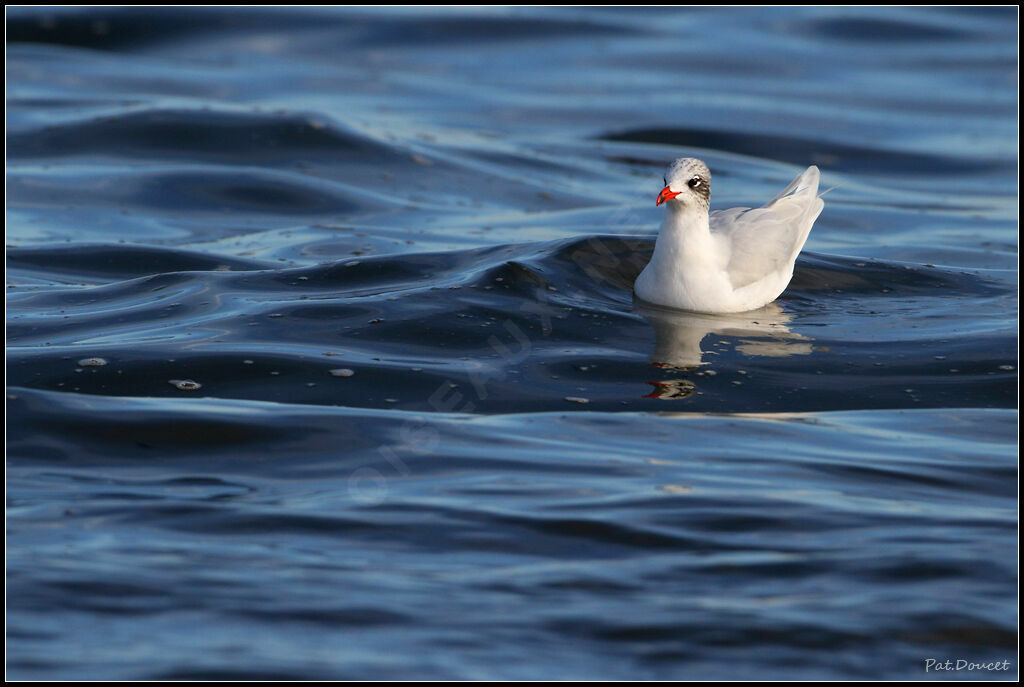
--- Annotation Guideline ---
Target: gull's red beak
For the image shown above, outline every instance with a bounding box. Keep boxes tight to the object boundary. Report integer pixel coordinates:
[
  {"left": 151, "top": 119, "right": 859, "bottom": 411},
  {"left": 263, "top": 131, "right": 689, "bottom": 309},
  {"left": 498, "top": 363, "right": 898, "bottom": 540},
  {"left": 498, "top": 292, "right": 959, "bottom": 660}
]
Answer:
[{"left": 656, "top": 185, "right": 680, "bottom": 206}]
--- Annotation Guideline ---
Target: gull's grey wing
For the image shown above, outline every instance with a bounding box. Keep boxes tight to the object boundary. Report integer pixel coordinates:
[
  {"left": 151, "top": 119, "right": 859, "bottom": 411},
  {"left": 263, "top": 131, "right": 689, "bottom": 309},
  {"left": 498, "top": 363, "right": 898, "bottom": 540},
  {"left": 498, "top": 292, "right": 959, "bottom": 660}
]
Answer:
[{"left": 710, "top": 166, "right": 823, "bottom": 289}]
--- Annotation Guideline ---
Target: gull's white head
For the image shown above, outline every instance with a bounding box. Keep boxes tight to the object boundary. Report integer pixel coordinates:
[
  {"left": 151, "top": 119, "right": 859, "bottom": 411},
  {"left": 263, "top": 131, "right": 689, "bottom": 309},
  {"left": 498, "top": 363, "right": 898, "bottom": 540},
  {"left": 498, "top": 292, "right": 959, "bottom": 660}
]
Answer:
[{"left": 656, "top": 157, "right": 711, "bottom": 209}]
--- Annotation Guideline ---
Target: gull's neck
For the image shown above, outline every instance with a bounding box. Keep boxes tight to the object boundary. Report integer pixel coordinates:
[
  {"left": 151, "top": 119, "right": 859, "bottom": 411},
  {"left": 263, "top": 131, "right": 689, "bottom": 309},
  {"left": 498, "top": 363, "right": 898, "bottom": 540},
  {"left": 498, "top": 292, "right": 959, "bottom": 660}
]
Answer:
[{"left": 656, "top": 202, "right": 713, "bottom": 258}]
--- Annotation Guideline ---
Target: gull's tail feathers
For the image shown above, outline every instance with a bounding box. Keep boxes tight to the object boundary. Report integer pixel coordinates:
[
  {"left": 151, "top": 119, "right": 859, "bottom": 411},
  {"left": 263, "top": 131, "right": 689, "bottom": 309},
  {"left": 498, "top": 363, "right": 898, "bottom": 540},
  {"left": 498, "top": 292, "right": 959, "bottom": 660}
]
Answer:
[{"left": 767, "top": 165, "right": 821, "bottom": 207}]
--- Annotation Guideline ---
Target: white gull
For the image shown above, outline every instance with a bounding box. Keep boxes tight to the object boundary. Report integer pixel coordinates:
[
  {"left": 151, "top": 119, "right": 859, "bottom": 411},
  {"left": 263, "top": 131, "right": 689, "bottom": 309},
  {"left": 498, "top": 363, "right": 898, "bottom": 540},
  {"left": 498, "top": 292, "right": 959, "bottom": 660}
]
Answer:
[{"left": 635, "top": 158, "right": 824, "bottom": 314}]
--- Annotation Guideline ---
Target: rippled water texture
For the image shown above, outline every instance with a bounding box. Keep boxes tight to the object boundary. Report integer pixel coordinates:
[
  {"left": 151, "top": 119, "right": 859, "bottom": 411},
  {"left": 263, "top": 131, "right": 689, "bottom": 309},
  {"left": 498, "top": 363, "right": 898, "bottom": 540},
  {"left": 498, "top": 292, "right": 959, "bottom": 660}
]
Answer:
[{"left": 6, "top": 7, "right": 1018, "bottom": 680}]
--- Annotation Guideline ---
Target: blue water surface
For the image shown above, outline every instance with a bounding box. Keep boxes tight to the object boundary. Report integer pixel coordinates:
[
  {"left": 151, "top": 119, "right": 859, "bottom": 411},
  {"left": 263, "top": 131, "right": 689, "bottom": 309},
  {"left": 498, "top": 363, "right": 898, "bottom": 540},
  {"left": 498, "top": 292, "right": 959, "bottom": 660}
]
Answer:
[{"left": 6, "top": 6, "right": 1018, "bottom": 680}]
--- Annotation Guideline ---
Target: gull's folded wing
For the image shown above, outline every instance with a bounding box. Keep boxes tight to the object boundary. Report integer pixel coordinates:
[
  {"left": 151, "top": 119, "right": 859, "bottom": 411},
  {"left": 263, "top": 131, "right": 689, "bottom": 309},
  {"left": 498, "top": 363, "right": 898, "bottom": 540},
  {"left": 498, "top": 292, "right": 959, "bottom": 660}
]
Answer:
[{"left": 711, "top": 166, "right": 823, "bottom": 290}]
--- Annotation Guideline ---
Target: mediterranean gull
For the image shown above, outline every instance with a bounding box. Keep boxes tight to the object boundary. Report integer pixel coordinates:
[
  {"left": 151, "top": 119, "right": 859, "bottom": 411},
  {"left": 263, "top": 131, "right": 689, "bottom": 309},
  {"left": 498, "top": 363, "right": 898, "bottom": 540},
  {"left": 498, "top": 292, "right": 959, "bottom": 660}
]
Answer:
[{"left": 635, "top": 158, "right": 824, "bottom": 313}]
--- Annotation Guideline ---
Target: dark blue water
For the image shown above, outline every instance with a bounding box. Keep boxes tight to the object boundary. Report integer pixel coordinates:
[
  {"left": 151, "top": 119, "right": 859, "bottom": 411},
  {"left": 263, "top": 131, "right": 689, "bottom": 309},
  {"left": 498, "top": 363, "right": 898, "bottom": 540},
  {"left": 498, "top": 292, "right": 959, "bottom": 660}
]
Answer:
[{"left": 6, "top": 7, "right": 1018, "bottom": 680}]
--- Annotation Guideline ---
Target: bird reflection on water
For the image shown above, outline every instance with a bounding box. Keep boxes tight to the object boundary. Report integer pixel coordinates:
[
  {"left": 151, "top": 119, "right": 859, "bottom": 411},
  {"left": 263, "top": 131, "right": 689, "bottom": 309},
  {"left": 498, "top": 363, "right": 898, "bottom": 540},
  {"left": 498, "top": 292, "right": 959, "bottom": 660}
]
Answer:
[{"left": 635, "top": 299, "right": 813, "bottom": 399}]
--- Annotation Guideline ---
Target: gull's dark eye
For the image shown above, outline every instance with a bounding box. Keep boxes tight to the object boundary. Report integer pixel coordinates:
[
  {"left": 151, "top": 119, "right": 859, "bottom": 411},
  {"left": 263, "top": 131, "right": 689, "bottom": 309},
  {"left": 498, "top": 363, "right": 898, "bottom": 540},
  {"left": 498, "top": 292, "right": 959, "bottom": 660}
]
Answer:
[{"left": 688, "top": 177, "right": 703, "bottom": 189}]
